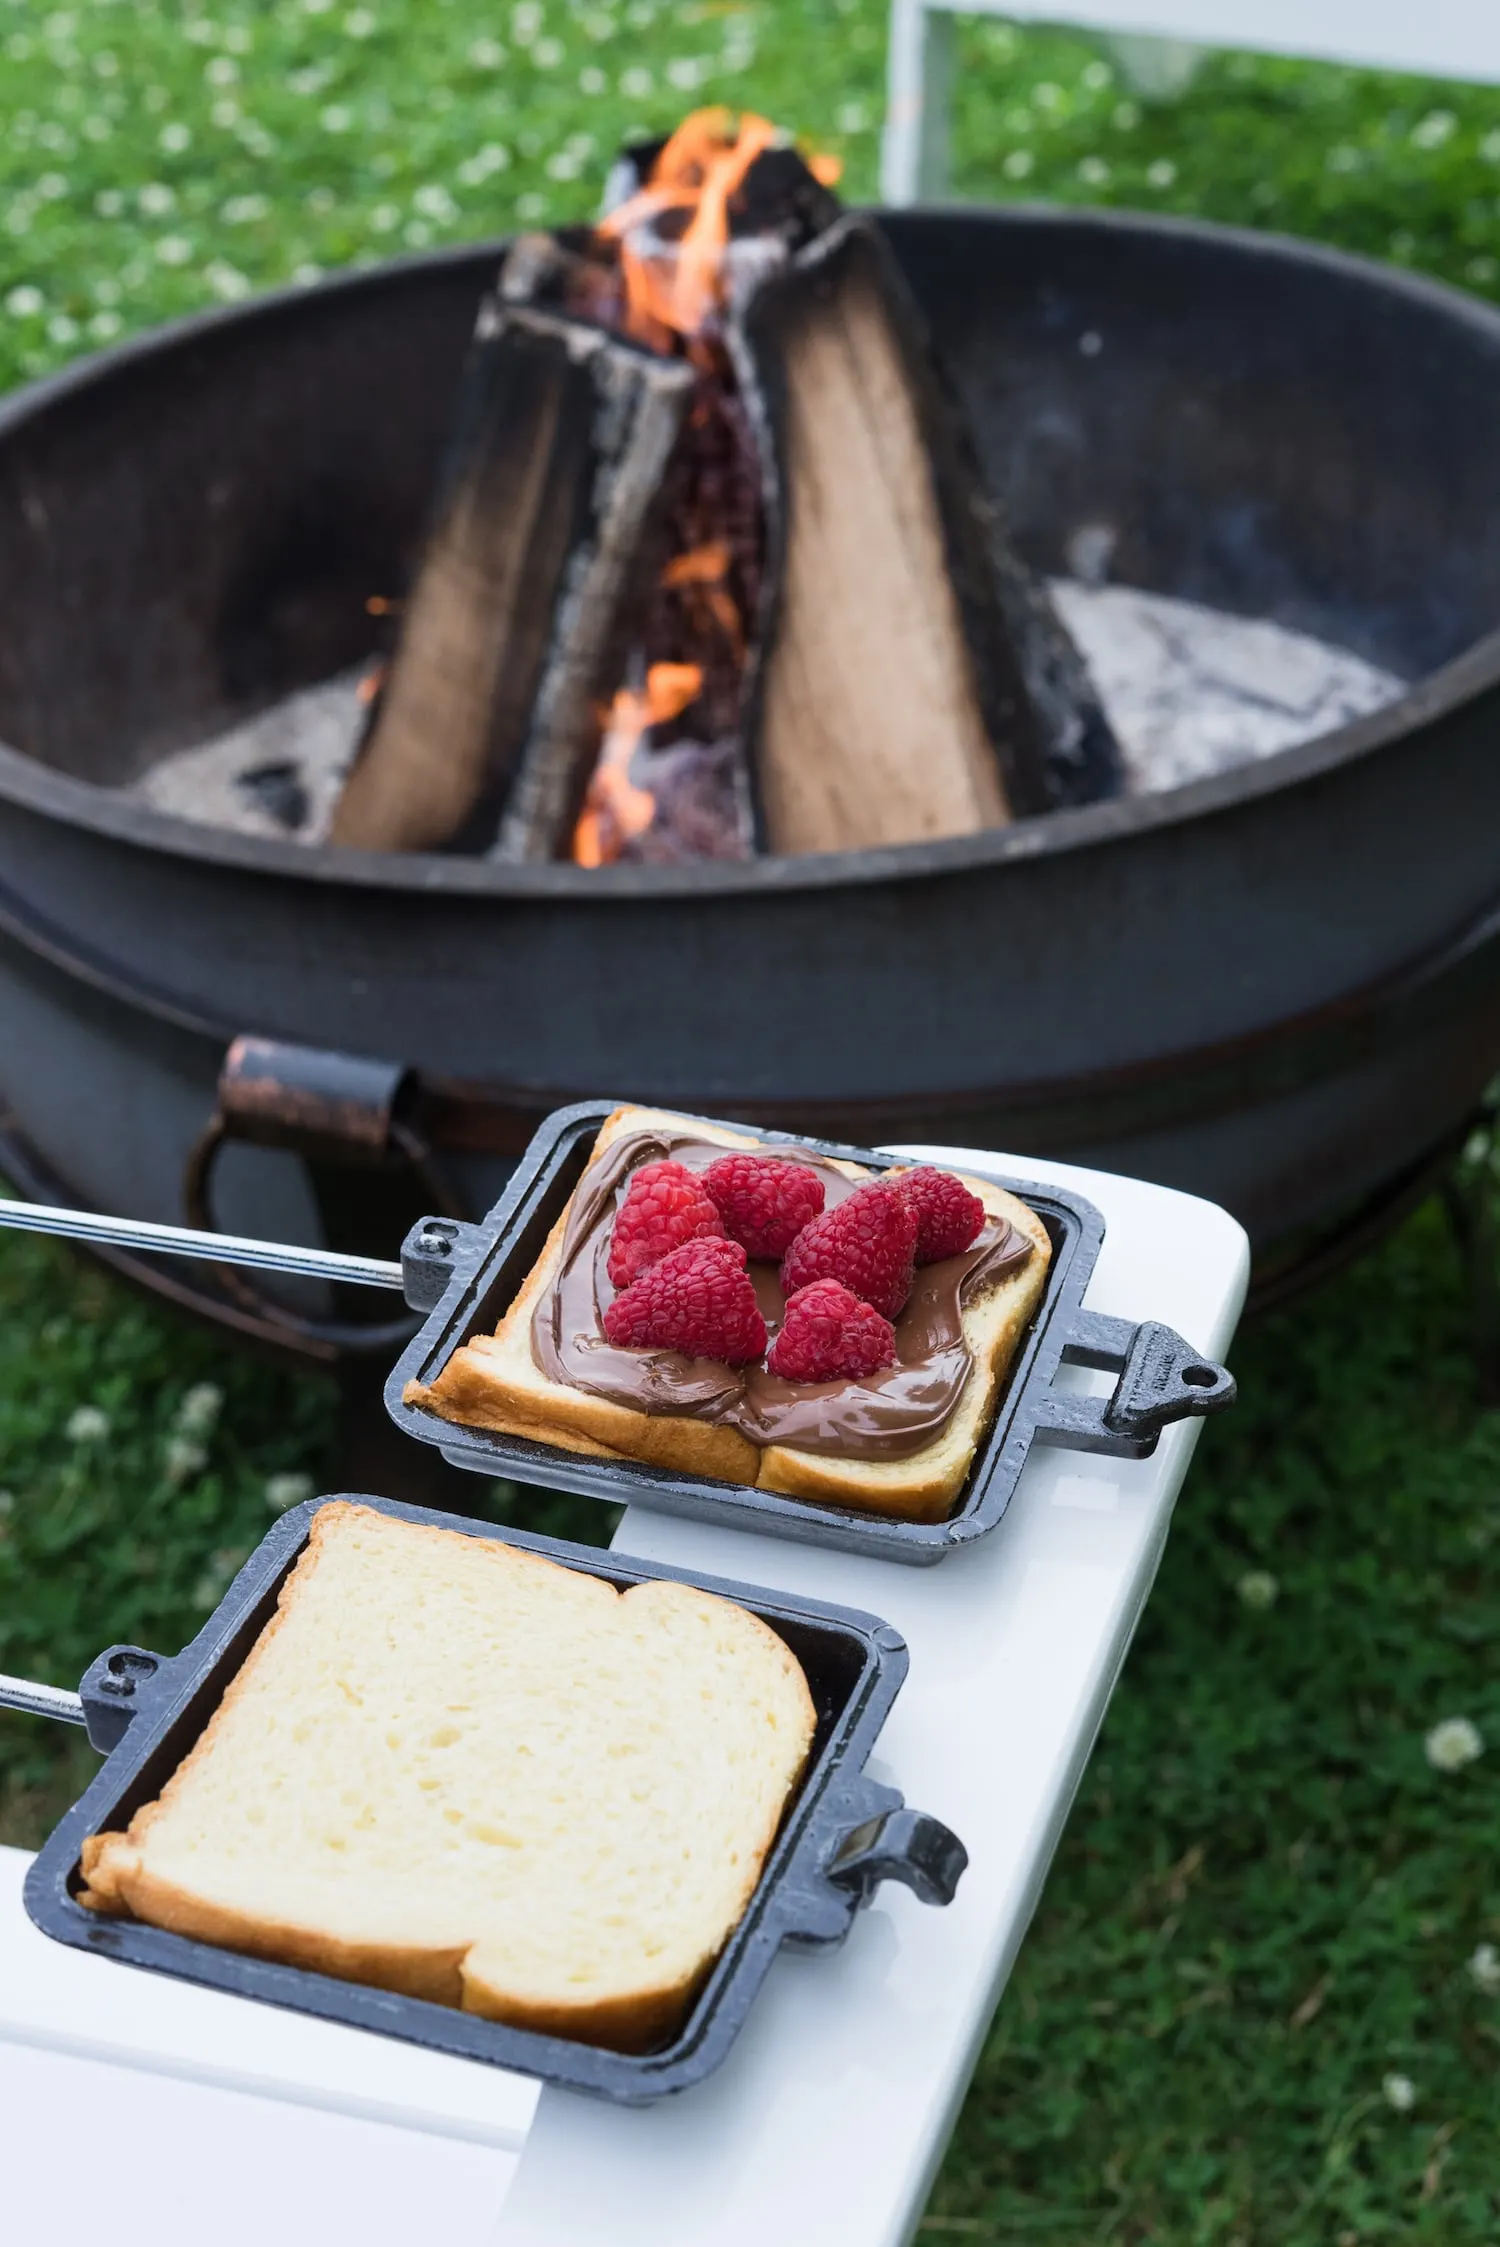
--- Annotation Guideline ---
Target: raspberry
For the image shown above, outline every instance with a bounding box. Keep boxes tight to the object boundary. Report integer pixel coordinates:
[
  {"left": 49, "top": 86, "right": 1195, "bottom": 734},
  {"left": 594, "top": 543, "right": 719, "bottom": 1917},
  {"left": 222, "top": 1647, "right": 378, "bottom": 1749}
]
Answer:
[
  {"left": 897, "top": 1168, "right": 987, "bottom": 1263},
  {"left": 779, "top": 1180, "right": 916, "bottom": 1321},
  {"left": 603, "top": 1236, "right": 767, "bottom": 1365},
  {"left": 703, "top": 1152, "right": 825, "bottom": 1260},
  {"left": 767, "top": 1280, "right": 897, "bottom": 1382},
  {"left": 607, "top": 1158, "right": 724, "bottom": 1289}
]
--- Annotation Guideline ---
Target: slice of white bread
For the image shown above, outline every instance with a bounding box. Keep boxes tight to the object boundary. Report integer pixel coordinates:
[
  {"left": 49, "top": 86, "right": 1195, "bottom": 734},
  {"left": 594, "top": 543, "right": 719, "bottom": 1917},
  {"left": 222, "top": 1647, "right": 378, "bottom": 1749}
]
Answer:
[
  {"left": 408, "top": 1104, "right": 1054, "bottom": 1523},
  {"left": 79, "top": 1501, "right": 816, "bottom": 2052}
]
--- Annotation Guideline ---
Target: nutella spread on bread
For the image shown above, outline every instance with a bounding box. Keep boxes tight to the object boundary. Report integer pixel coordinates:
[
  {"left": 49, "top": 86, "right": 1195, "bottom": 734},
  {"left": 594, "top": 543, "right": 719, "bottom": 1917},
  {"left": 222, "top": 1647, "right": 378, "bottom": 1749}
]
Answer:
[{"left": 532, "top": 1128, "right": 1033, "bottom": 1460}]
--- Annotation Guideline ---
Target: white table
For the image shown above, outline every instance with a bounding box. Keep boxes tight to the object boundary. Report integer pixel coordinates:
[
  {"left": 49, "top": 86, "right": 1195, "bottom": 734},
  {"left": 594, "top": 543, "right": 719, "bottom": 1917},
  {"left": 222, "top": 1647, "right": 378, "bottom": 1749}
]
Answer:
[{"left": 0, "top": 1144, "right": 1247, "bottom": 2247}]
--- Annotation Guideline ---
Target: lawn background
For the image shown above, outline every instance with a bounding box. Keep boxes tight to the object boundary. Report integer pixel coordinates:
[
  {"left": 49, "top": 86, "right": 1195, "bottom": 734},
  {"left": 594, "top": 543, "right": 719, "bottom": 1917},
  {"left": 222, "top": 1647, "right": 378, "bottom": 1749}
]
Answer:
[{"left": 2, "top": 2, "right": 1499, "bottom": 2239}]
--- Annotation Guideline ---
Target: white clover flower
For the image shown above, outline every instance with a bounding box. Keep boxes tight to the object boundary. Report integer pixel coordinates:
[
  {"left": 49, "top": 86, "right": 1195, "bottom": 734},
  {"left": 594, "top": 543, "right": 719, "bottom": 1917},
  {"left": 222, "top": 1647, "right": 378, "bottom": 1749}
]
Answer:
[
  {"left": 469, "top": 36, "right": 505, "bottom": 68},
  {"left": 290, "top": 65, "right": 331, "bottom": 96},
  {"left": 667, "top": 56, "right": 708, "bottom": 91},
  {"left": 155, "top": 235, "right": 193, "bottom": 267},
  {"left": 1078, "top": 155, "right": 1111, "bottom": 186},
  {"left": 1147, "top": 158, "right": 1178, "bottom": 190},
  {"left": 457, "top": 143, "right": 510, "bottom": 186},
  {"left": 183, "top": 18, "right": 217, "bottom": 44},
  {"left": 222, "top": 193, "right": 269, "bottom": 223},
  {"left": 5, "top": 205, "right": 35, "bottom": 238},
  {"left": 212, "top": 100, "right": 241, "bottom": 128},
  {"left": 265, "top": 1471, "right": 314, "bottom": 1515},
  {"left": 345, "top": 7, "right": 376, "bottom": 33},
  {"left": 36, "top": 171, "right": 69, "bottom": 201},
  {"left": 1113, "top": 100, "right": 1140, "bottom": 130},
  {"left": 545, "top": 149, "right": 582, "bottom": 181},
  {"left": 306, "top": 186, "right": 336, "bottom": 214},
  {"left": 403, "top": 219, "right": 433, "bottom": 247},
  {"left": 88, "top": 309, "right": 123, "bottom": 340},
  {"left": 512, "top": 1, "right": 543, "bottom": 41},
  {"left": 93, "top": 275, "right": 122, "bottom": 305},
  {"left": 224, "top": 24, "right": 253, "bottom": 52},
  {"left": 1468, "top": 1942, "right": 1500, "bottom": 1994},
  {"left": 516, "top": 190, "right": 547, "bottom": 221},
  {"left": 836, "top": 100, "right": 868, "bottom": 134},
  {"left": 1467, "top": 256, "right": 1498, "bottom": 286},
  {"left": 1382, "top": 2072, "right": 1416, "bottom": 2112},
  {"left": 164, "top": 1434, "right": 208, "bottom": 1486},
  {"left": 176, "top": 1381, "right": 224, "bottom": 1437},
  {"left": 1411, "top": 110, "right": 1455, "bottom": 151},
  {"left": 1426, "top": 1717, "right": 1484, "bottom": 1771},
  {"left": 66, "top": 1404, "right": 110, "bottom": 1442},
  {"left": 321, "top": 104, "right": 353, "bottom": 133},
  {"left": 159, "top": 122, "right": 192, "bottom": 153},
  {"left": 82, "top": 116, "right": 111, "bottom": 142},
  {"left": 303, "top": 0, "right": 334, "bottom": 13},
  {"left": 1326, "top": 145, "right": 1362, "bottom": 175},
  {"left": 620, "top": 65, "right": 652, "bottom": 97},
  {"left": 412, "top": 182, "right": 457, "bottom": 220},
  {"left": 368, "top": 201, "right": 401, "bottom": 231},
  {"left": 46, "top": 312, "right": 78, "bottom": 344},
  {"left": 92, "top": 49, "right": 120, "bottom": 77},
  {"left": 582, "top": 9, "right": 615, "bottom": 38},
  {"left": 0, "top": 1489, "right": 15, "bottom": 1518},
  {"left": 205, "top": 55, "right": 238, "bottom": 85},
  {"left": 237, "top": 124, "right": 276, "bottom": 157},
  {"left": 37, "top": 120, "right": 72, "bottom": 150},
  {"left": 534, "top": 36, "right": 562, "bottom": 66},
  {"left": 1483, "top": 129, "right": 1500, "bottom": 164},
  {"left": 578, "top": 64, "right": 605, "bottom": 94},
  {"left": 45, "top": 10, "right": 77, "bottom": 37},
  {"left": 1002, "top": 149, "right": 1034, "bottom": 181},
  {"left": 1034, "top": 81, "right": 1063, "bottom": 112},
  {"left": 1082, "top": 59, "right": 1112, "bottom": 91},
  {"left": 139, "top": 182, "right": 177, "bottom": 215},
  {"left": 205, "top": 261, "right": 251, "bottom": 301},
  {"left": 291, "top": 261, "right": 323, "bottom": 286},
  {"left": 1237, "top": 1569, "right": 1278, "bottom": 1610}
]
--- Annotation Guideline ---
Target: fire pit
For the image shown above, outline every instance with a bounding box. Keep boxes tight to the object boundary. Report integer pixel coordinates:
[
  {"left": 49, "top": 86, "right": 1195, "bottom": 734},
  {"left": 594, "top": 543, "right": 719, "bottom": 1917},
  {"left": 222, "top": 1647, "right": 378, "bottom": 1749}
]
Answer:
[{"left": 2, "top": 205, "right": 1500, "bottom": 1357}]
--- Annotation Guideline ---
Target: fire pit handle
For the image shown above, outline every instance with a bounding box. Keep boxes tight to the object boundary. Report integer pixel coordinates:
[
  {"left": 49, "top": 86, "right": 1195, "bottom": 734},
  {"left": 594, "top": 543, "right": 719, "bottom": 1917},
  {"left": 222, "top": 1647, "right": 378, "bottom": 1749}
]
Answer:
[
  {"left": 183, "top": 1036, "right": 467, "bottom": 1354},
  {"left": 1036, "top": 1308, "right": 1236, "bottom": 1461}
]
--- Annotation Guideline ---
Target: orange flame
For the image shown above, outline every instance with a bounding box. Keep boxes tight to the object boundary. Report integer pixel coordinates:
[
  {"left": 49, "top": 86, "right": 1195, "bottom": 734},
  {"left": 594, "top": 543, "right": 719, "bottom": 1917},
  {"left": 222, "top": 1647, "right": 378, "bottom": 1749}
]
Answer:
[
  {"left": 571, "top": 661, "right": 703, "bottom": 867},
  {"left": 599, "top": 107, "right": 779, "bottom": 346},
  {"left": 660, "top": 541, "right": 744, "bottom": 659}
]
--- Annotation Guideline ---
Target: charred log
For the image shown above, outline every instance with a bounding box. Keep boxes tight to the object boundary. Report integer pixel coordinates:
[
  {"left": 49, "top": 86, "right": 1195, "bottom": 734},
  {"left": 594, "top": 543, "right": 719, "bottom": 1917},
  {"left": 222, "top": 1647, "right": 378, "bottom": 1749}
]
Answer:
[
  {"left": 734, "top": 216, "right": 1122, "bottom": 854},
  {"left": 330, "top": 303, "right": 691, "bottom": 855}
]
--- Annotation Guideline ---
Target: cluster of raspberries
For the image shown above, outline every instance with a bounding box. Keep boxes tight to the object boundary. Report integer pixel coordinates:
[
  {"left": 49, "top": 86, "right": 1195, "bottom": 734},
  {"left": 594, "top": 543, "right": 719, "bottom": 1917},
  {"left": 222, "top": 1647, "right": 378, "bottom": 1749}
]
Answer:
[{"left": 601, "top": 1151, "right": 986, "bottom": 1382}]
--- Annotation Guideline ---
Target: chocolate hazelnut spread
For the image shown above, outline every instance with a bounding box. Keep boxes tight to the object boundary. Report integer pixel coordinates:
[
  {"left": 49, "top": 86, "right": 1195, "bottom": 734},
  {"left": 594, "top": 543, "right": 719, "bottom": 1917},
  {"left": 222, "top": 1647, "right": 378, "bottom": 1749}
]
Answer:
[{"left": 531, "top": 1129, "right": 1035, "bottom": 1460}]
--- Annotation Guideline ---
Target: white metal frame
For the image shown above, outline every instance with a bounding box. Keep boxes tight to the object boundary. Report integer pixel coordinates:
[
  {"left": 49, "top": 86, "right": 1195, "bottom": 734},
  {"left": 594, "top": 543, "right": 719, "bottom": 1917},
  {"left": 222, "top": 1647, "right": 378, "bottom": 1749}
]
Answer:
[{"left": 883, "top": 0, "right": 1500, "bottom": 204}]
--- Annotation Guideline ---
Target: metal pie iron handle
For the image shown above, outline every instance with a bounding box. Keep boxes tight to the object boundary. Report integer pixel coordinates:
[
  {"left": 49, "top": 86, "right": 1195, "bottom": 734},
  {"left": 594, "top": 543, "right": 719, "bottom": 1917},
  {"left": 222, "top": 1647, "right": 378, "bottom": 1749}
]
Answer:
[
  {"left": 827, "top": 1806, "right": 969, "bottom": 1908},
  {"left": 1037, "top": 1308, "right": 1236, "bottom": 1460},
  {"left": 0, "top": 1644, "right": 172, "bottom": 1754}
]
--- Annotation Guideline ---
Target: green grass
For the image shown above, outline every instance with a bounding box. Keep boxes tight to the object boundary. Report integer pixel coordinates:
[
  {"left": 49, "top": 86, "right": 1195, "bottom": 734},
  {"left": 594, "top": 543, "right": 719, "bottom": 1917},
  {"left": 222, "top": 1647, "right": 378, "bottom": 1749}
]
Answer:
[{"left": 3, "top": 1, "right": 1500, "bottom": 2237}]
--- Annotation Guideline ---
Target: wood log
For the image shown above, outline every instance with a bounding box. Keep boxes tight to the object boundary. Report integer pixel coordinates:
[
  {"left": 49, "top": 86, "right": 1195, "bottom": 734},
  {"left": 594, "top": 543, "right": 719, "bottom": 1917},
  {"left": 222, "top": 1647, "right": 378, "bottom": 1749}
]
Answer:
[
  {"left": 330, "top": 303, "right": 692, "bottom": 855},
  {"left": 734, "top": 217, "right": 1121, "bottom": 855}
]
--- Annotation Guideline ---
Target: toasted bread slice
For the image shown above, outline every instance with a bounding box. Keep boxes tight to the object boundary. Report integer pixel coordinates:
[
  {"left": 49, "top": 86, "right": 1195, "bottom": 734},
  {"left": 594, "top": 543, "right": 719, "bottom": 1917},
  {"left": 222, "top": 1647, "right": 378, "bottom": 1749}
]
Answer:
[
  {"left": 80, "top": 1502, "right": 816, "bottom": 2052},
  {"left": 409, "top": 1105, "right": 1053, "bottom": 1523}
]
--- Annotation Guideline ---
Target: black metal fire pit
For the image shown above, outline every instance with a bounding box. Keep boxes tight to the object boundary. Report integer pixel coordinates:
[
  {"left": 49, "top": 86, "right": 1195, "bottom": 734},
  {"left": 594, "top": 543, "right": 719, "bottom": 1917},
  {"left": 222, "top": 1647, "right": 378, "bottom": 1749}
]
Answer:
[{"left": 2, "top": 207, "right": 1500, "bottom": 1360}]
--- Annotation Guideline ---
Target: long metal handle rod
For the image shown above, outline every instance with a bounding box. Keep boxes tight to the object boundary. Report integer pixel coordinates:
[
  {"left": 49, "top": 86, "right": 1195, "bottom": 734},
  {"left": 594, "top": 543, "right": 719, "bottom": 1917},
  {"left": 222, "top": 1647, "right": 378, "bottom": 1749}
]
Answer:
[
  {"left": 0, "top": 1196, "right": 405, "bottom": 1291},
  {"left": 0, "top": 1673, "right": 85, "bottom": 1726}
]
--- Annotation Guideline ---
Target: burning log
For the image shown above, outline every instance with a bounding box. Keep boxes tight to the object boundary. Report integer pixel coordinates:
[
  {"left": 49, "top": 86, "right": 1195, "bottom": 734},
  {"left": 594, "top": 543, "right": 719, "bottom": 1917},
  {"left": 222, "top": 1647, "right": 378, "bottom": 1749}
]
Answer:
[
  {"left": 735, "top": 216, "right": 1122, "bottom": 855},
  {"left": 330, "top": 304, "right": 692, "bottom": 855}
]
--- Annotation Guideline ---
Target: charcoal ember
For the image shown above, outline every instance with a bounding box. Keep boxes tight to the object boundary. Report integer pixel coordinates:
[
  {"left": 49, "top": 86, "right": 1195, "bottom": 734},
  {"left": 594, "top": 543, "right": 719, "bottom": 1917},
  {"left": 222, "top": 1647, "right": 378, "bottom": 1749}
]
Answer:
[
  {"left": 236, "top": 759, "right": 309, "bottom": 832},
  {"left": 620, "top": 737, "right": 754, "bottom": 863},
  {"left": 639, "top": 363, "right": 765, "bottom": 741}
]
